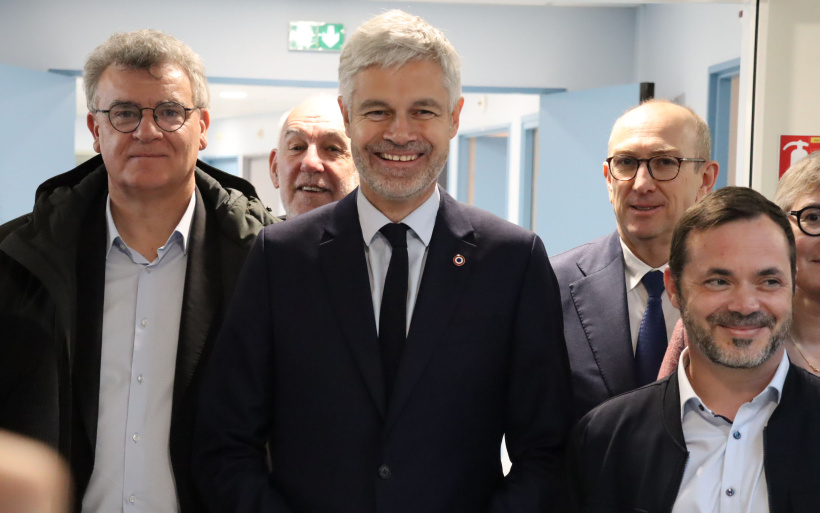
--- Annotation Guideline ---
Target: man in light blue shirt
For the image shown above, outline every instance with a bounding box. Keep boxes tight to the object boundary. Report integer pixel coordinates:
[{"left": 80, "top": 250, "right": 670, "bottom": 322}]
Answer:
[{"left": 0, "top": 29, "right": 275, "bottom": 513}]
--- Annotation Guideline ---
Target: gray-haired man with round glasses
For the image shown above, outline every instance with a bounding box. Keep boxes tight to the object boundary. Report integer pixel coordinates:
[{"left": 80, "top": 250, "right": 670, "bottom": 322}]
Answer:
[
  {"left": 0, "top": 29, "right": 275, "bottom": 513},
  {"left": 551, "top": 99, "right": 718, "bottom": 422}
]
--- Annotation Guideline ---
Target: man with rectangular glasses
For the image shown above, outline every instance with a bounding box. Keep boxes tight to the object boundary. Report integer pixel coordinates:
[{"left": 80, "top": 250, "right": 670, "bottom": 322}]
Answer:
[
  {"left": 551, "top": 99, "right": 718, "bottom": 421},
  {"left": 0, "top": 30, "right": 275, "bottom": 513}
]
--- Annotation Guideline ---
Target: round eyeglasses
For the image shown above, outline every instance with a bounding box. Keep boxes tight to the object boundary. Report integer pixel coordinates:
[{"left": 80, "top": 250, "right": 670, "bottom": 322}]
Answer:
[
  {"left": 790, "top": 206, "right": 820, "bottom": 237},
  {"left": 94, "top": 101, "right": 200, "bottom": 133},
  {"left": 607, "top": 155, "right": 706, "bottom": 182}
]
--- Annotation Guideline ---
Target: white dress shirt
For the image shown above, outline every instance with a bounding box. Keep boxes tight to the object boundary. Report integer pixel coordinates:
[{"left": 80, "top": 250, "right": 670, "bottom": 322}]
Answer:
[
  {"left": 673, "top": 347, "right": 789, "bottom": 513},
  {"left": 357, "top": 187, "right": 440, "bottom": 335},
  {"left": 620, "top": 238, "right": 680, "bottom": 354},
  {"left": 82, "top": 193, "right": 196, "bottom": 513}
]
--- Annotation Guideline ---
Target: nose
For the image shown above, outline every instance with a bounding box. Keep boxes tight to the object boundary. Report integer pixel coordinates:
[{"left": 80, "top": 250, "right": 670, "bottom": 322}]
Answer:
[
  {"left": 300, "top": 144, "right": 324, "bottom": 173},
  {"left": 132, "top": 110, "right": 163, "bottom": 141},
  {"left": 632, "top": 161, "right": 657, "bottom": 193},
  {"left": 727, "top": 283, "right": 761, "bottom": 316},
  {"left": 384, "top": 114, "right": 416, "bottom": 146}
]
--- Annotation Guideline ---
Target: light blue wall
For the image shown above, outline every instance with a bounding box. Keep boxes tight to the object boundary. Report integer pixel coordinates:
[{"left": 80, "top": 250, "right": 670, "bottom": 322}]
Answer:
[
  {"left": 536, "top": 83, "right": 642, "bottom": 256},
  {"left": 0, "top": 0, "right": 637, "bottom": 93},
  {"left": 0, "top": 63, "right": 75, "bottom": 223}
]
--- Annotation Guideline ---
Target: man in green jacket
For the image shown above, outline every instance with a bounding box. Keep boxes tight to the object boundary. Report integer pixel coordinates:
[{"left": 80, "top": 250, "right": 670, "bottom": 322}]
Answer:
[{"left": 0, "top": 30, "right": 276, "bottom": 513}]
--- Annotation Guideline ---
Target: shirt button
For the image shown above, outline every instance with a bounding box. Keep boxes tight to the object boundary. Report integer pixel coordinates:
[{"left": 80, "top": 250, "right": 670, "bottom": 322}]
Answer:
[
  {"left": 698, "top": 404, "right": 705, "bottom": 411},
  {"left": 137, "top": 374, "right": 144, "bottom": 383},
  {"left": 726, "top": 488, "right": 735, "bottom": 497},
  {"left": 140, "top": 319, "right": 148, "bottom": 327},
  {"left": 378, "top": 464, "right": 391, "bottom": 479},
  {"left": 128, "top": 495, "right": 136, "bottom": 503},
  {"left": 132, "top": 433, "right": 140, "bottom": 442},
  {"left": 146, "top": 267, "right": 152, "bottom": 273},
  {"left": 733, "top": 431, "right": 741, "bottom": 440}
]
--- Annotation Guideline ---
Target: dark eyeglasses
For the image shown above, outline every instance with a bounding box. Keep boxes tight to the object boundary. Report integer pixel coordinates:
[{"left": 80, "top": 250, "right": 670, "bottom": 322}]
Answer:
[
  {"left": 93, "top": 101, "right": 200, "bottom": 133},
  {"left": 790, "top": 206, "right": 820, "bottom": 237},
  {"left": 607, "top": 155, "right": 706, "bottom": 182}
]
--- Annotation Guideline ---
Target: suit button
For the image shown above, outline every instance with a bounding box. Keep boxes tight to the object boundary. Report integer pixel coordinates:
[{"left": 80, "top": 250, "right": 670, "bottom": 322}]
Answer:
[{"left": 378, "top": 464, "right": 391, "bottom": 479}]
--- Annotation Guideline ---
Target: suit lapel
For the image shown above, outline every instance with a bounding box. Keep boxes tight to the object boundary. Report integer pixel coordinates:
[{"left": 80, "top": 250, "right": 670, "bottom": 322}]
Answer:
[
  {"left": 174, "top": 188, "right": 219, "bottom": 404},
  {"left": 386, "top": 192, "right": 475, "bottom": 431},
  {"left": 319, "top": 193, "right": 387, "bottom": 418},
  {"left": 569, "top": 231, "right": 637, "bottom": 395}
]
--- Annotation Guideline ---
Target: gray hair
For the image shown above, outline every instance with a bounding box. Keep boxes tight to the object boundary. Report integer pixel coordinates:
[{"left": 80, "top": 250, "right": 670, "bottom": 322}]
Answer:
[
  {"left": 614, "top": 99, "right": 712, "bottom": 160},
  {"left": 338, "top": 10, "right": 461, "bottom": 112},
  {"left": 84, "top": 29, "right": 209, "bottom": 111},
  {"left": 774, "top": 150, "right": 820, "bottom": 211}
]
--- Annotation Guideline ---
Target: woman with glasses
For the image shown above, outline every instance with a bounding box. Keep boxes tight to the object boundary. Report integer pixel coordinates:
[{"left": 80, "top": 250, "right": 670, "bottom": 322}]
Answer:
[{"left": 774, "top": 150, "right": 820, "bottom": 376}]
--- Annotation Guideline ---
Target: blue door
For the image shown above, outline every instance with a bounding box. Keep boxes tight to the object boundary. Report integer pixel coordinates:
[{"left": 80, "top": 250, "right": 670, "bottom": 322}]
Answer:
[
  {"left": 0, "top": 64, "right": 76, "bottom": 223},
  {"left": 534, "top": 83, "right": 644, "bottom": 255}
]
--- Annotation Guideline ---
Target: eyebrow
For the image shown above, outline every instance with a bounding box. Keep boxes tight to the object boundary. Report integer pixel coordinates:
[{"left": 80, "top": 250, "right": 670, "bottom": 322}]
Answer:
[
  {"left": 104, "top": 99, "right": 185, "bottom": 109},
  {"left": 704, "top": 267, "right": 786, "bottom": 277},
  {"left": 412, "top": 98, "right": 445, "bottom": 110},
  {"left": 611, "top": 147, "right": 681, "bottom": 156},
  {"left": 757, "top": 267, "right": 786, "bottom": 277},
  {"left": 356, "top": 98, "right": 445, "bottom": 111},
  {"left": 283, "top": 128, "right": 347, "bottom": 141}
]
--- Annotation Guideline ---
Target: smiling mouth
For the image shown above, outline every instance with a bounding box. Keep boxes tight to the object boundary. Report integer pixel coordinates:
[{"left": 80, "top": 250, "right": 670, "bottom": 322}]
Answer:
[
  {"left": 298, "top": 186, "right": 329, "bottom": 193},
  {"left": 378, "top": 153, "right": 421, "bottom": 162},
  {"left": 632, "top": 205, "right": 660, "bottom": 211}
]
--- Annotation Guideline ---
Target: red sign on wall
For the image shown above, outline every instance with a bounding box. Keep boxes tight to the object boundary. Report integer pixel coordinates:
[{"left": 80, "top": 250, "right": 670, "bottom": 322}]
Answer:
[{"left": 779, "top": 135, "right": 820, "bottom": 178}]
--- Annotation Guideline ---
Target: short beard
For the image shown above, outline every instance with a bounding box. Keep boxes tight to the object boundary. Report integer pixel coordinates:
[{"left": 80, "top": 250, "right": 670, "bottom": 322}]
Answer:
[
  {"left": 353, "top": 141, "right": 444, "bottom": 201},
  {"left": 682, "top": 307, "right": 791, "bottom": 369}
]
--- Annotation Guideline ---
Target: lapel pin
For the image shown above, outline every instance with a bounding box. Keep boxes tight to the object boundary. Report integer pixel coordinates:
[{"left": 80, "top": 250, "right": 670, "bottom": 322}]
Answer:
[{"left": 453, "top": 254, "right": 466, "bottom": 266}]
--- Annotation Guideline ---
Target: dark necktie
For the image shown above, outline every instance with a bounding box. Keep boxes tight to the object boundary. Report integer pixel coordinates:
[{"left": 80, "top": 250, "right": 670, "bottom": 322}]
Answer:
[
  {"left": 634, "top": 270, "right": 667, "bottom": 386},
  {"left": 379, "top": 223, "right": 410, "bottom": 398}
]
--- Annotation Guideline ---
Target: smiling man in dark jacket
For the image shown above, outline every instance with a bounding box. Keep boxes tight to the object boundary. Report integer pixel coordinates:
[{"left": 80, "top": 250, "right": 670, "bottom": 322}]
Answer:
[
  {"left": 0, "top": 30, "right": 275, "bottom": 513},
  {"left": 568, "top": 187, "right": 820, "bottom": 513}
]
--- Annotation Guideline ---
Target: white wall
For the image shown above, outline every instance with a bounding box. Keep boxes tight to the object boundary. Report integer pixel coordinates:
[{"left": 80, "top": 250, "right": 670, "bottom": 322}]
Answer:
[
  {"left": 1, "top": 0, "right": 748, "bottom": 224},
  {"left": 634, "top": 2, "right": 744, "bottom": 119},
  {"left": 752, "top": 0, "right": 820, "bottom": 198},
  {"left": 0, "top": 0, "right": 636, "bottom": 91},
  {"left": 203, "top": 111, "right": 286, "bottom": 160}
]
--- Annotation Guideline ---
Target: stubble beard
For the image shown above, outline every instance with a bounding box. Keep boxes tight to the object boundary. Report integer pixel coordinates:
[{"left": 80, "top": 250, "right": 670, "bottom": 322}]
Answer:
[
  {"left": 682, "top": 304, "right": 791, "bottom": 369},
  {"left": 352, "top": 141, "right": 445, "bottom": 202}
]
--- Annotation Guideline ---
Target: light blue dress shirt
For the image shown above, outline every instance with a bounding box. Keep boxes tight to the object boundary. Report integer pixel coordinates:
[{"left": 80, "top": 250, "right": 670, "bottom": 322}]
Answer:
[
  {"left": 357, "top": 187, "right": 440, "bottom": 335},
  {"left": 673, "top": 347, "right": 789, "bottom": 513},
  {"left": 82, "top": 193, "right": 196, "bottom": 513}
]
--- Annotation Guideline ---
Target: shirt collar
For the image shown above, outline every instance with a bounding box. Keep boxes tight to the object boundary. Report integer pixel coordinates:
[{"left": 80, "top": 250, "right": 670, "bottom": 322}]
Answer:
[
  {"left": 620, "top": 237, "right": 668, "bottom": 292},
  {"left": 357, "top": 186, "right": 440, "bottom": 247},
  {"left": 105, "top": 191, "right": 197, "bottom": 258},
  {"left": 677, "top": 346, "right": 790, "bottom": 421}
]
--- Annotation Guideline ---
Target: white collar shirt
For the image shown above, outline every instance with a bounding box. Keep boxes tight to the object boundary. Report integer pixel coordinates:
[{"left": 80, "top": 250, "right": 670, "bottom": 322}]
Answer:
[
  {"left": 672, "top": 347, "right": 790, "bottom": 513},
  {"left": 357, "top": 187, "right": 439, "bottom": 335},
  {"left": 83, "top": 192, "right": 196, "bottom": 513},
  {"left": 620, "top": 238, "right": 680, "bottom": 354}
]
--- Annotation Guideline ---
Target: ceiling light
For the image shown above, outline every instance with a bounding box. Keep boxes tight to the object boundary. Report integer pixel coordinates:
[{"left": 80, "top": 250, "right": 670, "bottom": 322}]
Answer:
[{"left": 219, "top": 91, "right": 248, "bottom": 100}]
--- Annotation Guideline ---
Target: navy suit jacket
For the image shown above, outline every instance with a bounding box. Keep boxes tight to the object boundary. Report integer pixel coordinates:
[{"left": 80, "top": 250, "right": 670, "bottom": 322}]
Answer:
[
  {"left": 193, "top": 189, "right": 573, "bottom": 513},
  {"left": 550, "top": 231, "right": 637, "bottom": 422}
]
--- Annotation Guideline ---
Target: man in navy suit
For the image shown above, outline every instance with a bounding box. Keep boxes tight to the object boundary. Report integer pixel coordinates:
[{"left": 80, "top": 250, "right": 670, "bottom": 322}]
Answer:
[
  {"left": 551, "top": 100, "right": 718, "bottom": 421},
  {"left": 193, "top": 10, "right": 572, "bottom": 513}
]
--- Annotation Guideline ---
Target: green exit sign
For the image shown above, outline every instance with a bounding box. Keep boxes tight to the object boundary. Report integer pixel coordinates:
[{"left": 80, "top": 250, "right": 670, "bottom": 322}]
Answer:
[{"left": 289, "top": 22, "right": 345, "bottom": 52}]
